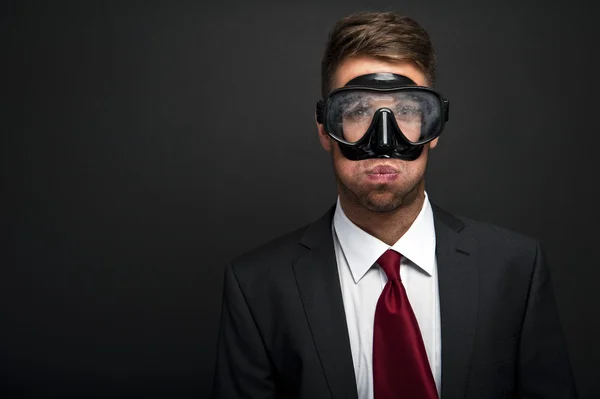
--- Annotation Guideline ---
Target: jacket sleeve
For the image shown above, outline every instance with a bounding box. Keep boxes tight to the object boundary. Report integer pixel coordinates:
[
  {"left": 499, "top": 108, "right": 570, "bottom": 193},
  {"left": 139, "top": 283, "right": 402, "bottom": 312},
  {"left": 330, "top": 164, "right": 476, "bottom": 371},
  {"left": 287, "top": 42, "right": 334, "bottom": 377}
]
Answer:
[
  {"left": 212, "top": 263, "right": 277, "bottom": 398},
  {"left": 518, "top": 242, "right": 578, "bottom": 398}
]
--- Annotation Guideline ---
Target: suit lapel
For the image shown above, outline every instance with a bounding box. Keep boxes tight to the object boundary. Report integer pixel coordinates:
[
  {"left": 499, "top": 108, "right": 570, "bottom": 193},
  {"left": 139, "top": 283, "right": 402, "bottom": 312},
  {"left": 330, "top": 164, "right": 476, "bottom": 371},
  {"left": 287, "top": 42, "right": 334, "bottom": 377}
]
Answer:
[
  {"left": 292, "top": 207, "right": 358, "bottom": 399},
  {"left": 432, "top": 205, "right": 479, "bottom": 399}
]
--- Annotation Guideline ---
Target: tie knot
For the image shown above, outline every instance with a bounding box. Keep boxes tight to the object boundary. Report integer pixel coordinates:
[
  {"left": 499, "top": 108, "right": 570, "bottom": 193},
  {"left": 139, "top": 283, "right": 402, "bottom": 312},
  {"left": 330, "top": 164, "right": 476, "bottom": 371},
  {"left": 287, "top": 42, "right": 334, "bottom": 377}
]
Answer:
[{"left": 377, "top": 249, "right": 402, "bottom": 281}]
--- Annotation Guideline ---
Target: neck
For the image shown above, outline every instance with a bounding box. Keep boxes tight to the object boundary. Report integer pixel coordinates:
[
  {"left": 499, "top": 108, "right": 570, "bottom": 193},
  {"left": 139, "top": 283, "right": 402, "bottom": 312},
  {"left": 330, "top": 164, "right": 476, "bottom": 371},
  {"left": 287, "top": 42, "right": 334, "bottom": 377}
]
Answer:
[{"left": 339, "top": 182, "right": 426, "bottom": 246}]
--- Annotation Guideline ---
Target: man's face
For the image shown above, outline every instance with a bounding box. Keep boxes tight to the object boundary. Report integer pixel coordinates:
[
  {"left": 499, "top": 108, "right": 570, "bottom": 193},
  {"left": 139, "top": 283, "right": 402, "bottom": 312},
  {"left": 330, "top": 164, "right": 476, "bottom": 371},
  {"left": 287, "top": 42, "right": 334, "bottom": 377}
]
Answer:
[{"left": 317, "top": 56, "right": 438, "bottom": 213}]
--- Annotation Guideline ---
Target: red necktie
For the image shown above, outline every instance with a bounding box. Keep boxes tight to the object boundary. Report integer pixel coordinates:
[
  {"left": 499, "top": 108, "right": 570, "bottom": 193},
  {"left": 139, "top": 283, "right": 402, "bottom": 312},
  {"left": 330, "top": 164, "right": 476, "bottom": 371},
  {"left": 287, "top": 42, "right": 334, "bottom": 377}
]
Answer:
[{"left": 373, "top": 249, "right": 438, "bottom": 399}]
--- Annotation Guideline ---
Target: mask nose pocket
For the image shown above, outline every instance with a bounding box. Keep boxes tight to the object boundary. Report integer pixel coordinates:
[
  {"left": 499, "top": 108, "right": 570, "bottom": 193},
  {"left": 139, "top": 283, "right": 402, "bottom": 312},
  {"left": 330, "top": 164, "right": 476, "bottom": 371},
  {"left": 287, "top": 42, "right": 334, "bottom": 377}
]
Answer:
[{"left": 375, "top": 110, "right": 392, "bottom": 149}]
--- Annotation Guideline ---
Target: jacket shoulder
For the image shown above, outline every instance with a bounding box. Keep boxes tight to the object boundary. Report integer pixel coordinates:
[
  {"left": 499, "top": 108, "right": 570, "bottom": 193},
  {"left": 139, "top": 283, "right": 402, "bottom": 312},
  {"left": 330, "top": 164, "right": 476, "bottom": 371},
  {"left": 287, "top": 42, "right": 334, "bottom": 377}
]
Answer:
[
  {"left": 462, "top": 216, "right": 538, "bottom": 248},
  {"left": 433, "top": 204, "right": 540, "bottom": 258},
  {"left": 228, "top": 222, "right": 312, "bottom": 279}
]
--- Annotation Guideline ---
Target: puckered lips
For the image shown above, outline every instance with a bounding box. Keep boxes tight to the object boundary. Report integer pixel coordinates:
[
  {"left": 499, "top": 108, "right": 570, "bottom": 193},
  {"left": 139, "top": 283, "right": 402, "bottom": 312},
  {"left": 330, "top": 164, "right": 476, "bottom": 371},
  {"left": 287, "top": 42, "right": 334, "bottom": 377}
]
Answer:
[{"left": 365, "top": 165, "right": 399, "bottom": 183}]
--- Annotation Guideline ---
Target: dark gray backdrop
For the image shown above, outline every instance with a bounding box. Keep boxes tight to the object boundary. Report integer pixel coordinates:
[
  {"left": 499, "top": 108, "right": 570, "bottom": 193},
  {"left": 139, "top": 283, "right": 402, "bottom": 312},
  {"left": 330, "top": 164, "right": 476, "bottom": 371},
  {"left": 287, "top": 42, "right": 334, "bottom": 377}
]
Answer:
[{"left": 2, "top": 0, "right": 599, "bottom": 397}]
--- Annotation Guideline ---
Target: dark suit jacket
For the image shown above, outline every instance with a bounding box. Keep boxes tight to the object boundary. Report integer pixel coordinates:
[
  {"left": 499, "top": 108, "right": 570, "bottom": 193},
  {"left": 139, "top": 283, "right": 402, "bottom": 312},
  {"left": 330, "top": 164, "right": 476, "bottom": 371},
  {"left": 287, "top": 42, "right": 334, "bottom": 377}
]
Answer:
[{"left": 213, "top": 205, "right": 577, "bottom": 398}]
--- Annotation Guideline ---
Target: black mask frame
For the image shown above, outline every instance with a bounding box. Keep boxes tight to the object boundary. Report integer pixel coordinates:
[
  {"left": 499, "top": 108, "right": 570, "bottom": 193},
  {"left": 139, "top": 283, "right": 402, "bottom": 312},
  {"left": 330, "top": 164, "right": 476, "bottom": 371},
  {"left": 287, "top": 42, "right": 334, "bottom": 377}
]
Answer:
[{"left": 316, "top": 73, "right": 450, "bottom": 161}]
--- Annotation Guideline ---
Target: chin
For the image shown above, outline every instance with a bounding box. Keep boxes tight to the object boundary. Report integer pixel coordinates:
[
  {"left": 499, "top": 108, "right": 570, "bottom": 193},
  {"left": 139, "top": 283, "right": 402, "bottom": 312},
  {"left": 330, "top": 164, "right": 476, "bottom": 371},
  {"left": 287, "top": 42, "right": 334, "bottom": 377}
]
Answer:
[
  {"left": 363, "top": 201, "right": 401, "bottom": 213},
  {"left": 361, "top": 192, "right": 404, "bottom": 213}
]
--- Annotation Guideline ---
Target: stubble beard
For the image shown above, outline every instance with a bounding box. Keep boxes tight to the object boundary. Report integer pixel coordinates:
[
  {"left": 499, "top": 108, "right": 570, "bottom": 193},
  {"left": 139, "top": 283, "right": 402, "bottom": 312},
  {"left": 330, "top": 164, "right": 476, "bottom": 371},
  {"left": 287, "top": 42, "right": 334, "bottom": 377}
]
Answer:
[
  {"left": 330, "top": 145, "right": 429, "bottom": 214},
  {"left": 337, "top": 173, "right": 425, "bottom": 214}
]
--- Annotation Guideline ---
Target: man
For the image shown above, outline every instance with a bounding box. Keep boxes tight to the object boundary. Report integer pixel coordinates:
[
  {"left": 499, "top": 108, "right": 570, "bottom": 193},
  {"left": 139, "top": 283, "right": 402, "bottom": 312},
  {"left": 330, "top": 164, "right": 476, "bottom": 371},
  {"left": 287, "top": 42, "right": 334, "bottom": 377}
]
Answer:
[{"left": 212, "top": 11, "right": 577, "bottom": 399}]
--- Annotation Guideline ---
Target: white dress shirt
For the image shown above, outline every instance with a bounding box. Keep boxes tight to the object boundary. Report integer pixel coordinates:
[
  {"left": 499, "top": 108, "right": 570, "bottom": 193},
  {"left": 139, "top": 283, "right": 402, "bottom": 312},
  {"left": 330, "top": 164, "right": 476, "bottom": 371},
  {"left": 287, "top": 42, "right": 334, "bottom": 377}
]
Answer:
[{"left": 332, "top": 193, "right": 442, "bottom": 399}]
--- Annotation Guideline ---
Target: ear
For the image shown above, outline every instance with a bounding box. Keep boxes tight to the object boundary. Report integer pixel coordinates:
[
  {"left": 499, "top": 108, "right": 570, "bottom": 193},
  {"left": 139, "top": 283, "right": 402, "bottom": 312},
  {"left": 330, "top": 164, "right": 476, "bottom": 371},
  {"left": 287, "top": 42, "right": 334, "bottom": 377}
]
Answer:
[
  {"left": 316, "top": 115, "right": 332, "bottom": 152},
  {"left": 429, "top": 137, "right": 439, "bottom": 150}
]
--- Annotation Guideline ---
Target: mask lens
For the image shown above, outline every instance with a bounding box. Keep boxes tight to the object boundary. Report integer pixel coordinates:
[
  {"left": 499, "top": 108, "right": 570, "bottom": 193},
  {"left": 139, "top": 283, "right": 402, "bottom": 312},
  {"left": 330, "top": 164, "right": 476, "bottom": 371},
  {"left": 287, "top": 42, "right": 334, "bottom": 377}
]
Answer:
[{"left": 326, "top": 89, "right": 443, "bottom": 144}]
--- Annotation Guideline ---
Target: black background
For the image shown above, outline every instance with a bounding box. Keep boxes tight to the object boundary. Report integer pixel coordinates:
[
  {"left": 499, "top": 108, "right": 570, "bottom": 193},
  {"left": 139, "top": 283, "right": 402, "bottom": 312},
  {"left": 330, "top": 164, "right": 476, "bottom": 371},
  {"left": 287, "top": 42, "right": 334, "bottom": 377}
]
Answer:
[{"left": 2, "top": 1, "right": 599, "bottom": 397}]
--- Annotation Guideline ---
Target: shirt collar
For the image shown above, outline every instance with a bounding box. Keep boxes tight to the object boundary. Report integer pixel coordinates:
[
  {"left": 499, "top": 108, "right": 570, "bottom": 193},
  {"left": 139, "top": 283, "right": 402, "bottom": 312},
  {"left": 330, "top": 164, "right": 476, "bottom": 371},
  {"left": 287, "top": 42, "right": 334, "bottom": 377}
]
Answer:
[{"left": 333, "top": 192, "right": 437, "bottom": 284}]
